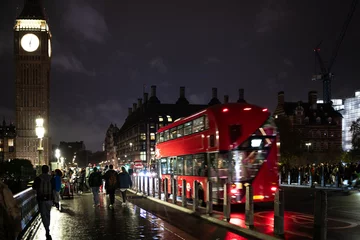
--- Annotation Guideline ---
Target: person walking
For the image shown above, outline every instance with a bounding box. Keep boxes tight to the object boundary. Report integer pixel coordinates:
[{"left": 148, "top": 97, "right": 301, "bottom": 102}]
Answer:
[
  {"left": 104, "top": 165, "right": 118, "bottom": 209},
  {"left": 53, "top": 169, "right": 62, "bottom": 210},
  {"left": 0, "top": 165, "right": 21, "bottom": 240},
  {"left": 118, "top": 167, "right": 132, "bottom": 206},
  {"left": 88, "top": 167, "right": 102, "bottom": 207},
  {"left": 32, "top": 165, "right": 55, "bottom": 240}
]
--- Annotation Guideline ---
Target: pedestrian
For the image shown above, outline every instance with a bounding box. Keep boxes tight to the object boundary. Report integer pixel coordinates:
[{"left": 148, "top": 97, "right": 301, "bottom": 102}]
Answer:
[
  {"left": 0, "top": 164, "right": 21, "bottom": 240},
  {"left": 102, "top": 165, "right": 109, "bottom": 194},
  {"left": 104, "top": 165, "right": 118, "bottom": 209},
  {"left": 85, "top": 163, "right": 92, "bottom": 192},
  {"left": 53, "top": 169, "right": 62, "bottom": 210},
  {"left": 32, "top": 165, "right": 55, "bottom": 240},
  {"left": 79, "top": 168, "right": 86, "bottom": 194},
  {"left": 89, "top": 167, "right": 102, "bottom": 207},
  {"left": 118, "top": 166, "right": 132, "bottom": 206}
]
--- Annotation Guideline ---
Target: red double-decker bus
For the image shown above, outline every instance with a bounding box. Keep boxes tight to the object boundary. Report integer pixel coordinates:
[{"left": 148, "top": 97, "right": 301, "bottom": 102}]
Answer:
[{"left": 155, "top": 102, "right": 279, "bottom": 204}]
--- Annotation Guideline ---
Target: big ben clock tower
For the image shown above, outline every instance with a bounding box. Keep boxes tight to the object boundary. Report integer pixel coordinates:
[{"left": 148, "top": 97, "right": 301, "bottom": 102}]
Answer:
[{"left": 14, "top": 0, "right": 51, "bottom": 166}]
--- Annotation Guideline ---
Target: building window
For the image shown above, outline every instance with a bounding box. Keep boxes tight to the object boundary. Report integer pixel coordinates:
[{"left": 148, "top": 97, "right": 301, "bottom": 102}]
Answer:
[
  {"left": 159, "top": 116, "right": 164, "bottom": 122},
  {"left": 304, "top": 117, "right": 309, "bottom": 123},
  {"left": 0, "top": 148, "right": 3, "bottom": 152},
  {"left": 140, "top": 133, "right": 146, "bottom": 140},
  {"left": 316, "top": 117, "right": 321, "bottom": 124},
  {"left": 8, "top": 139, "right": 14, "bottom": 147},
  {"left": 150, "top": 123, "right": 155, "bottom": 129},
  {"left": 140, "top": 151, "right": 146, "bottom": 161},
  {"left": 167, "top": 115, "right": 172, "bottom": 122},
  {"left": 150, "top": 133, "right": 155, "bottom": 141}
]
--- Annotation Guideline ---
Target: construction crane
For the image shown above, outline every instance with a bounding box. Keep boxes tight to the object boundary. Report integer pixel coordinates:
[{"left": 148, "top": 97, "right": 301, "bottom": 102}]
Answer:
[{"left": 312, "top": 0, "right": 358, "bottom": 103}]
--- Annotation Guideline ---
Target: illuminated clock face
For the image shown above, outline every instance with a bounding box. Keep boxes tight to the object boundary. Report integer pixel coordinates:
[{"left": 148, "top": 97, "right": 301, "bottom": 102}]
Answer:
[
  {"left": 21, "top": 33, "right": 40, "bottom": 52},
  {"left": 48, "top": 39, "right": 52, "bottom": 57}
]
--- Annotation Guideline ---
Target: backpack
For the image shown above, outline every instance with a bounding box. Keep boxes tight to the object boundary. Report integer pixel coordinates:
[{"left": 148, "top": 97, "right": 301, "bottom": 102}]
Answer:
[
  {"left": 38, "top": 175, "right": 53, "bottom": 201},
  {"left": 89, "top": 172, "right": 102, "bottom": 187},
  {"left": 108, "top": 171, "right": 117, "bottom": 189}
]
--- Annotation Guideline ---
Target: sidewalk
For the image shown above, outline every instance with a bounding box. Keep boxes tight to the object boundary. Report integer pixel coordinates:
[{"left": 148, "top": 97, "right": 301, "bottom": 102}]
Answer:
[
  {"left": 31, "top": 192, "right": 196, "bottom": 240},
  {"left": 30, "top": 191, "right": 259, "bottom": 240},
  {"left": 128, "top": 189, "right": 284, "bottom": 240}
]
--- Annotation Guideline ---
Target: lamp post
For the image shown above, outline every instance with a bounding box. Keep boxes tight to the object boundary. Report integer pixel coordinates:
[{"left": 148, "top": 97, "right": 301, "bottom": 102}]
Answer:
[
  {"left": 305, "top": 142, "right": 312, "bottom": 152},
  {"left": 35, "top": 116, "right": 45, "bottom": 172},
  {"left": 55, "top": 149, "right": 60, "bottom": 169}
]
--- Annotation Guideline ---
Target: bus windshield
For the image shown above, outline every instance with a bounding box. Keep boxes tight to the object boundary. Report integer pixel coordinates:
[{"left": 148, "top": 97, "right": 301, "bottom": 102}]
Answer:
[
  {"left": 208, "top": 117, "right": 276, "bottom": 183},
  {"left": 231, "top": 117, "right": 276, "bottom": 182}
]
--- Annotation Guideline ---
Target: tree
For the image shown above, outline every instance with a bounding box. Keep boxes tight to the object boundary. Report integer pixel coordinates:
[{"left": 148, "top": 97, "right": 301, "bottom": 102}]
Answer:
[
  {"left": 350, "top": 118, "right": 360, "bottom": 151},
  {"left": 275, "top": 116, "right": 303, "bottom": 166}
]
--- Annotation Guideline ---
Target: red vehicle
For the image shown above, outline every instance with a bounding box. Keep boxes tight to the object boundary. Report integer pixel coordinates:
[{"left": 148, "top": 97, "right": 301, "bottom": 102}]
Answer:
[{"left": 156, "top": 102, "right": 279, "bottom": 204}]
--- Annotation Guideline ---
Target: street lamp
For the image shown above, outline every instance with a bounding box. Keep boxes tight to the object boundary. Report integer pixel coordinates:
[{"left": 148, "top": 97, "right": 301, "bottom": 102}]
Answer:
[
  {"left": 55, "top": 149, "right": 61, "bottom": 169},
  {"left": 35, "top": 116, "right": 45, "bottom": 169},
  {"left": 305, "top": 142, "right": 312, "bottom": 152}
]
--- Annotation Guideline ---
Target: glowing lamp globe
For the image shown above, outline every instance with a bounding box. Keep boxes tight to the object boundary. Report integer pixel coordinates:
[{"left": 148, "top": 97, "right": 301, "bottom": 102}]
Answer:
[{"left": 35, "top": 117, "right": 45, "bottom": 138}]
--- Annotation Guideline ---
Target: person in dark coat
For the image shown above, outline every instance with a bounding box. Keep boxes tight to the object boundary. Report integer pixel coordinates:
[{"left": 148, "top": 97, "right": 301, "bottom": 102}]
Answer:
[
  {"left": 118, "top": 167, "right": 132, "bottom": 205},
  {"left": 89, "top": 167, "right": 102, "bottom": 207},
  {"left": 104, "top": 165, "right": 118, "bottom": 209}
]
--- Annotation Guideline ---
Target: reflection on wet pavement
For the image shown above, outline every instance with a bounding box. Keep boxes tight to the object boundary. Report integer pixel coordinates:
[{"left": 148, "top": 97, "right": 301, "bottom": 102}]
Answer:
[{"left": 33, "top": 192, "right": 197, "bottom": 240}]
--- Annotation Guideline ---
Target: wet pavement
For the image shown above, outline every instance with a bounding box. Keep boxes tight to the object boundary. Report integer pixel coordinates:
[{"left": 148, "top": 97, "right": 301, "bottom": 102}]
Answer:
[
  {"left": 33, "top": 191, "right": 257, "bottom": 240},
  {"left": 129, "top": 186, "right": 360, "bottom": 240}
]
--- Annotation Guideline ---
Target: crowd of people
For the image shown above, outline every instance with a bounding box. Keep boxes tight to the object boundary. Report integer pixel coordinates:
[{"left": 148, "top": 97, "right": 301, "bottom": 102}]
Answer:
[
  {"left": 0, "top": 163, "right": 133, "bottom": 240},
  {"left": 279, "top": 162, "right": 360, "bottom": 187}
]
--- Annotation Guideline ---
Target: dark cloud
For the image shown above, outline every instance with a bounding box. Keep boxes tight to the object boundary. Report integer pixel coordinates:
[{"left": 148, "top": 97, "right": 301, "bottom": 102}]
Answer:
[
  {"left": 255, "top": 0, "right": 289, "bottom": 33},
  {"left": 204, "top": 57, "right": 221, "bottom": 65},
  {"left": 0, "top": 0, "right": 359, "bottom": 151},
  {"left": 284, "top": 58, "right": 293, "bottom": 66},
  {"left": 149, "top": 57, "right": 167, "bottom": 74},
  {"left": 64, "top": 1, "right": 109, "bottom": 43},
  {"left": 52, "top": 53, "right": 95, "bottom": 76}
]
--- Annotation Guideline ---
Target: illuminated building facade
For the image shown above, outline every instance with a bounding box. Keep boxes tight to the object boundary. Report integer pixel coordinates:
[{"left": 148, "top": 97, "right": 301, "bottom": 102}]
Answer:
[
  {"left": 14, "top": 0, "right": 52, "bottom": 165},
  {"left": 104, "top": 86, "right": 246, "bottom": 169},
  {"left": 274, "top": 91, "right": 343, "bottom": 164},
  {"left": 339, "top": 91, "right": 360, "bottom": 151}
]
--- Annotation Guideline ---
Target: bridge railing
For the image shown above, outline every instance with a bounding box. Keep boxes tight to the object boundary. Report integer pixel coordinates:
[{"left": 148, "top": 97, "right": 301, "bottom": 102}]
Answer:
[
  {"left": 278, "top": 167, "right": 346, "bottom": 189},
  {"left": 13, "top": 187, "right": 39, "bottom": 238}
]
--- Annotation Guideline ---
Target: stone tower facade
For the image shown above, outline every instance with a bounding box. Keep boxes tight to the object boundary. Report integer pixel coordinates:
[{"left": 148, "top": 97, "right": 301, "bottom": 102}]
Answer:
[{"left": 14, "top": 0, "right": 52, "bottom": 165}]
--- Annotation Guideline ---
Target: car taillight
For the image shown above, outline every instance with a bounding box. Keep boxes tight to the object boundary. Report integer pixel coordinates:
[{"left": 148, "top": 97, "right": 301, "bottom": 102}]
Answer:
[{"left": 271, "top": 187, "right": 277, "bottom": 191}]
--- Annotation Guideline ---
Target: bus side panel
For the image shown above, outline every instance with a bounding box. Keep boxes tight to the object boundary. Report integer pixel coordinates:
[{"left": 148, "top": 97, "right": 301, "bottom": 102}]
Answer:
[
  {"left": 250, "top": 145, "right": 278, "bottom": 202},
  {"left": 161, "top": 174, "right": 172, "bottom": 194},
  {"left": 176, "top": 176, "right": 207, "bottom": 201}
]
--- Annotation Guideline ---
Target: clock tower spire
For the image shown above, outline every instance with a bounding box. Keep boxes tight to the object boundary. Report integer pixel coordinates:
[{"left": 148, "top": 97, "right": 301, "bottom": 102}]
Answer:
[
  {"left": 14, "top": 0, "right": 52, "bottom": 166},
  {"left": 18, "top": 0, "right": 45, "bottom": 20}
]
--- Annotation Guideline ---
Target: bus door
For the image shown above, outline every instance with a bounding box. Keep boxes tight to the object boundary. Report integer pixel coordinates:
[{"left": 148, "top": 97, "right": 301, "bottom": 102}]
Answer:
[
  {"left": 208, "top": 152, "right": 220, "bottom": 203},
  {"left": 168, "top": 156, "right": 177, "bottom": 194}
]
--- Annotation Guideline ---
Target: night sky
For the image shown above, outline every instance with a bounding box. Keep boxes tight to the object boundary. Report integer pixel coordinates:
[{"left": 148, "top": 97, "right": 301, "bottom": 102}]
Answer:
[{"left": 0, "top": 0, "right": 359, "bottom": 151}]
